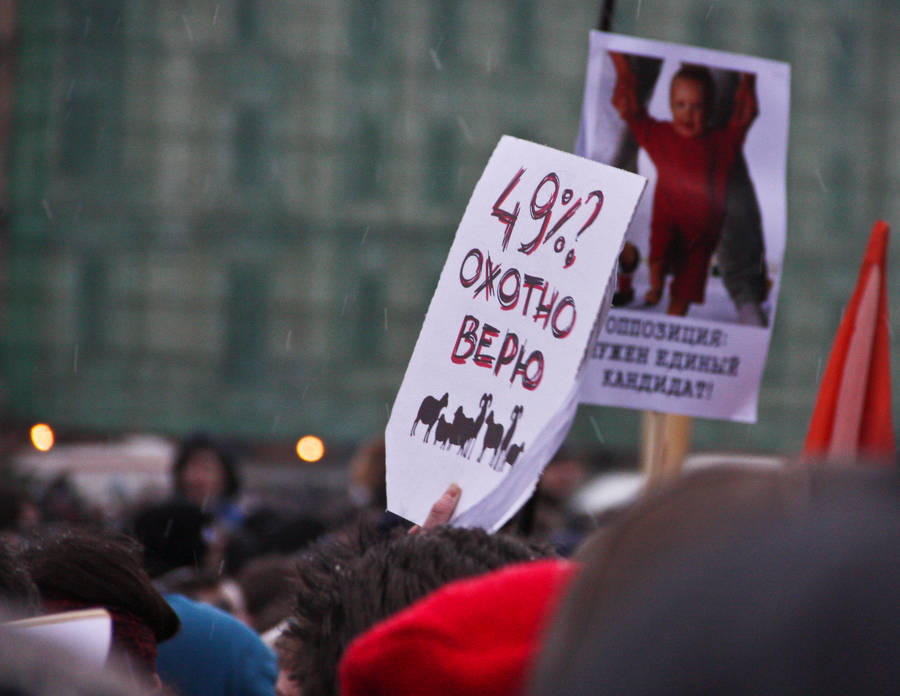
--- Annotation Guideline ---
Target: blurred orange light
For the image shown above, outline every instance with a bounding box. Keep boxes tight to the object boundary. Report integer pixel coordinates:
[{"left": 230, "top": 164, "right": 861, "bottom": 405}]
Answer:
[
  {"left": 296, "top": 435, "right": 325, "bottom": 462},
  {"left": 30, "top": 423, "right": 55, "bottom": 452}
]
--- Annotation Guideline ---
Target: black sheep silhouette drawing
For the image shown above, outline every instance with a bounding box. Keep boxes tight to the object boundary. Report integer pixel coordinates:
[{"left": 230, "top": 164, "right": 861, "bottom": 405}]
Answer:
[
  {"left": 504, "top": 442, "right": 524, "bottom": 467},
  {"left": 457, "top": 393, "right": 492, "bottom": 457},
  {"left": 478, "top": 411, "right": 503, "bottom": 464},
  {"left": 446, "top": 406, "right": 469, "bottom": 451},
  {"left": 410, "top": 392, "right": 449, "bottom": 442},
  {"left": 491, "top": 404, "right": 523, "bottom": 470},
  {"left": 478, "top": 404, "right": 525, "bottom": 469},
  {"left": 431, "top": 394, "right": 492, "bottom": 456},
  {"left": 433, "top": 413, "right": 453, "bottom": 449}
]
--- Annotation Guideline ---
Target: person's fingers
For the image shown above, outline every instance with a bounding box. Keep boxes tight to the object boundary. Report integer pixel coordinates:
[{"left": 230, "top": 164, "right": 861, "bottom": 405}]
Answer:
[{"left": 421, "top": 483, "right": 462, "bottom": 529}]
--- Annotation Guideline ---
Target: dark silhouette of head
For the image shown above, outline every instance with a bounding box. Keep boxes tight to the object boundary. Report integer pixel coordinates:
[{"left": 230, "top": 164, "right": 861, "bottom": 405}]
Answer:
[
  {"left": 131, "top": 500, "right": 211, "bottom": 578},
  {"left": 171, "top": 431, "right": 241, "bottom": 503},
  {"left": 0, "top": 538, "right": 40, "bottom": 618},
  {"left": 24, "top": 527, "right": 180, "bottom": 688},
  {"left": 528, "top": 464, "right": 900, "bottom": 696},
  {"left": 282, "top": 524, "right": 555, "bottom": 696}
]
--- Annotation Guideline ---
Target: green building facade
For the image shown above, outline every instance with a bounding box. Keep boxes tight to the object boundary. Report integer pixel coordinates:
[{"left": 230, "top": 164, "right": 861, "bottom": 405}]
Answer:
[{"left": 2, "top": 1, "right": 898, "bottom": 457}]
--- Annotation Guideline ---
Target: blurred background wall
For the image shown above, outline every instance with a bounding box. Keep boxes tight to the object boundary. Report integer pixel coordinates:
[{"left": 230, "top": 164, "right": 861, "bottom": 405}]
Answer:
[{"left": 0, "top": 0, "right": 898, "bottom": 460}]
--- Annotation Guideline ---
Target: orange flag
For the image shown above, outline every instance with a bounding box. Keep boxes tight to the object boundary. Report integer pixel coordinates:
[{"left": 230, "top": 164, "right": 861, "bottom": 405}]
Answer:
[{"left": 804, "top": 220, "right": 895, "bottom": 461}]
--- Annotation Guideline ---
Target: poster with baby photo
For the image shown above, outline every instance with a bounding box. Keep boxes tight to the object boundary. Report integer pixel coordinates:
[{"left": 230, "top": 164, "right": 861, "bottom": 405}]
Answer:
[{"left": 577, "top": 32, "right": 790, "bottom": 423}]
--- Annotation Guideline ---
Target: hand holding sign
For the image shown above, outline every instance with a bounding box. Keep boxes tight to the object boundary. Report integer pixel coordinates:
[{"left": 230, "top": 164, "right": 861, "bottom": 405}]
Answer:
[
  {"left": 408, "top": 483, "right": 463, "bottom": 534},
  {"left": 386, "top": 136, "right": 645, "bottom": 530}
]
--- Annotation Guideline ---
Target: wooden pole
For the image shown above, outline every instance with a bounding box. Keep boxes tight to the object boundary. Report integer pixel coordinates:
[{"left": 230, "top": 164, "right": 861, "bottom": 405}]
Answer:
[
  {"left": 641, "top": 411, "right": 693, "bottom": 488},
  {"left": 598, "top": 0, "right": 616, "bottom": 31},
  {"left": 640, "top": 411, "right": 665, "bottom": 484},
  {"left": 594, "top": 0, "right": 694, "bottom": 487}
]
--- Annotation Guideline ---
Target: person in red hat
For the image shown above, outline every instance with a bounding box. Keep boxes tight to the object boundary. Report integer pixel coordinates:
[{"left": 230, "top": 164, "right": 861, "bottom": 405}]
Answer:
[
  {"left": 280, "top": 524, "right": 555, "bottom": 696},
  {"left": 338, "top": 559, "right": 578, "bottom": 696}
]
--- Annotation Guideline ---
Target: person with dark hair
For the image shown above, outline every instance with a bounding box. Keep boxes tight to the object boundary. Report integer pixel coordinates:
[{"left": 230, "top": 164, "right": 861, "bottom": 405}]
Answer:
[
  {"left": 346, "top": 436, "right": 387, "bottom": 511},
  {"left": 130, "top": 499, "right": 278, "bottom": 696},
  {"left": 280, "top": 523, "right": 555, "bottom": 696},
  {"left": 237, "top": 554, "right": 298, "bottom": 634},
  {"left": 169, "top": 431, "right": 255, "bottom": 576},
  {"left": 24, "top": 527, "right": 180, "bottom": 692},
  {"left": 171, "top": 432, "right": 242, "bottom": 517},
  {"left": 338, "top": 558, "right": 578, "bottom": 696},
  {"left": 0, "top": 537, "right": 40, "bottom": 618},
  {"left": 0, "top": 481, "right": 40, "bottom": 543},
  {"left": 526, "top": 464, "right": 900, "bottom": 696},
  {"left": 132, "top": 500, "right": 212, "bottom": 579},
  {"left": 274, "top": 632, "right": 303, "bottom": 696},
  {"left": 158, "top": 568, "right": 250, "bottom": 624},
  {"left": 37, "top": 472, "right": 102, "bottom": 527}
]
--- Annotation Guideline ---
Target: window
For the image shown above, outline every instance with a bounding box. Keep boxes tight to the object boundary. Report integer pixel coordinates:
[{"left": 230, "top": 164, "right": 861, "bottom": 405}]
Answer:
[
  {"left": 61, "top": 0, "right": 123, "bottom": 177},
  {"left": 432, "top": 0, "right": 460, "bottom": 68},
  {"left": 61, "top": 90, "right": 100, "bottom": 175},
  {"left": 508, "top": 1, "right": 535, "bottom": 68},
  {"left": 236, "top": 0, "right": 260, "bottom": 42},
  {"left": 234, "top": 106, "right": 266, "bottom": 187},
  {"left": 354, "top": 275, "right": 383, "bottom": 359},
  {"left": 78, "top": 255, "right": 107, "bottom": 359},
  {"left": 347, "top": 113, "right": 383, "bottom": 198},
  {"left": 350, "top": 0, "right": 384, "bottom": 62},
  {"left": 223, "top": 264, "right": 267, "bottom": 384},
  {"left": 425, "top": 122, "right": 457, "bottom": 202}
]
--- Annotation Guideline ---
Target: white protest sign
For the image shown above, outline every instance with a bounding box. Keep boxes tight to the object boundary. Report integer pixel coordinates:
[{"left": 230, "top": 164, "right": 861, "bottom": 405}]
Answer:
[
  {"left": 386, "top": 136, "right": 645, "bottom": 530},
  {"left": 576, "top": 32, "right": 790, "bottom": 422},
  {"left": 4, "top": 608, "right": 112, "bottom": 669}
]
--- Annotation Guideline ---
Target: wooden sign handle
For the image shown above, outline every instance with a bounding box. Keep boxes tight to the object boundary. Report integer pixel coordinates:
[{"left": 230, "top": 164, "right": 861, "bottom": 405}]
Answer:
[{"left": 641, "top": 411, "right": 692, "bottom": 488}]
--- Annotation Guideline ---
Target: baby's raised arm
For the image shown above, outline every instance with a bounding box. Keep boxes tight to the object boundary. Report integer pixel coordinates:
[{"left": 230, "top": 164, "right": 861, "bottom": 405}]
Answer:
[
  {"left": 731, "top": 73, "right": 759, "bottom": 131},
  {"left": 609, "top": 51, "right": 640, "bottom": 121}
]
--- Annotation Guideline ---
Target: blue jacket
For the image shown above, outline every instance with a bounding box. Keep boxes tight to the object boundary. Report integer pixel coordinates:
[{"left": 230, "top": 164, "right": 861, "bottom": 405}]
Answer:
[{"left": 158, "top": 593, "right": 276, "bottom": 696}]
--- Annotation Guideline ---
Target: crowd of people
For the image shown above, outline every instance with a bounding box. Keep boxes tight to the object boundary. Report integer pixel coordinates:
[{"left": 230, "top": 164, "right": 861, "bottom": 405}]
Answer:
[{"left": 0, "top": 429, "right": 897, "bottom": 695}]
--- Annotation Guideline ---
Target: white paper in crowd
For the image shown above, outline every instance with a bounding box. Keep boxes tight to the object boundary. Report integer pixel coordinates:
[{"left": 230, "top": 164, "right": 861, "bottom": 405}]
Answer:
[
  {"left": 386, "top": 135, "right": 645, "bottom": 530},
  {"left": 4, "top": 608, "right": 112, "bottom": 669},
  {"left": 576, "top": 32, "right": 790, "bottom": 422}
]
